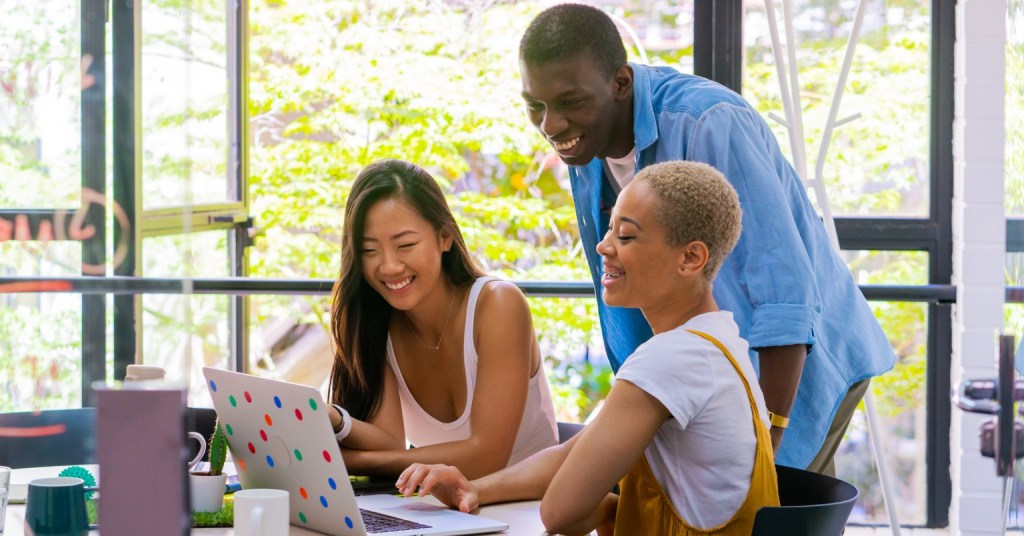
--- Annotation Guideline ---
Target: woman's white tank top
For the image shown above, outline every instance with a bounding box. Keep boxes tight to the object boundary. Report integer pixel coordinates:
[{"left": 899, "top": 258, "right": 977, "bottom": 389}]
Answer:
[{"left": 385, "top": 276, "right": 558, "bottom": 466}]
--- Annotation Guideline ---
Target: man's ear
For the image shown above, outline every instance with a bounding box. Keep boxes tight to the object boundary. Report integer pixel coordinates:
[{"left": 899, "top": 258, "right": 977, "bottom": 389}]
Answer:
[
  {"left": 678, "top": 241, "right": 710, "bottom": 276},
  {"left": 613, "top": 64, "right": 633, "bottom": 100}
]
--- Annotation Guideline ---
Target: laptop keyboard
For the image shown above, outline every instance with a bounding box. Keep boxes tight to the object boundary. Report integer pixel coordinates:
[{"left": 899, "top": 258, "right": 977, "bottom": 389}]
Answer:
[{"left": 360, "top": 508, "right": 432, "bottom": 533}]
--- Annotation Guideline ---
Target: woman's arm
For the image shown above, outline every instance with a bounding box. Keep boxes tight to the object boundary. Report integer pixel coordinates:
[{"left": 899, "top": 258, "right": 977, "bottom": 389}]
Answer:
[
  {"left": 396, "top": 434, "right": 582, "bottom": 511},
  {"left": 344, "top": 281, "right": 537, "bottom": 478},
  {"left": 540, "top": 379, "right": 667, "bottom": 535},
  {"left": 329, "top": 367, "right": 406, "bottom": 451}
]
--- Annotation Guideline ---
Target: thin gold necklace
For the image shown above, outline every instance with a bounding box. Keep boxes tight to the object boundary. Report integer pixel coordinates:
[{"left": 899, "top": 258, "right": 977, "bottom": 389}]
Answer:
[{"left": 404, "top": 288, "right": 457, "bottom": 351}]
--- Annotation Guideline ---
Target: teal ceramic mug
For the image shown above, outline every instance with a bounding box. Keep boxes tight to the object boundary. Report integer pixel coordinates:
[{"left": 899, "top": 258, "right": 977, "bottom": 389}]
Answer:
[{"left": 25, "top": 477, "right": 98, "bottom": 536}]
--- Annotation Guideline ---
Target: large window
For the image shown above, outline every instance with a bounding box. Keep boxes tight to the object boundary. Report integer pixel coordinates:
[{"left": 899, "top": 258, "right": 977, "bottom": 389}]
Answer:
[
  {"left": 0, "top": 0, "right": 974, "bottom": 529},
  {"left": 743, "top": 1, "right": 936, "bottom": 525},
  {"left": 1, "top": 0, "right": 98, "bottom": 409}
]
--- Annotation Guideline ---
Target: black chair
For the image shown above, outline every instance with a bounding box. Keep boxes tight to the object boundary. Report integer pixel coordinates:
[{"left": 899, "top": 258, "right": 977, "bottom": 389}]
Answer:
[
  {"left": 0, "top": 408, "right": 98, "bottom": 469},
  {"left": 0, "top": 406, "right": 218, "bottom": 469},
  {"left": 751, "top": 465, "right": 859, "bottom": 536},
  {"left": 556, "top": 421, "right": 584, "bottom": 444}
]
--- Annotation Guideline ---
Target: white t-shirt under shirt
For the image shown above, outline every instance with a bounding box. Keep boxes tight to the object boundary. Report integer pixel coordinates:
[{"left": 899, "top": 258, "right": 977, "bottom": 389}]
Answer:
[
  {"left": 605, "top": 146, "right": 636, "bottom": 193},
  {"left": 615, "top": 311, "right": 770, "bottom": 529},
  {"left": 385, "top": 277, "right": 559, "bottom": 466}
]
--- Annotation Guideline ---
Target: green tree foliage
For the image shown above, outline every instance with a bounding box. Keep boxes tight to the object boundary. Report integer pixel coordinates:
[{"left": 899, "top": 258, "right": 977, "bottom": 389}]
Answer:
[
  {"left": 247, "top": 0, "right": 603, "bottom": 420},
  {"left": 0, "top": 3, "right": 80, "bottom": 208},
  {"left": 1009, "top": 1, "right": 1024, "bottom": 215},
  {"left": 0, "top": 305, "right": 83, "bottom": 410},
  {"left": 744, "top": 3, "right": 932, "bottom": 422}
]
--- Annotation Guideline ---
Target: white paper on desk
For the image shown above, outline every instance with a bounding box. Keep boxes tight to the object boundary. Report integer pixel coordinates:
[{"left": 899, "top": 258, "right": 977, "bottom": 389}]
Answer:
[{"left": 7, "top": 483, "right": 27, "bottom": 504}]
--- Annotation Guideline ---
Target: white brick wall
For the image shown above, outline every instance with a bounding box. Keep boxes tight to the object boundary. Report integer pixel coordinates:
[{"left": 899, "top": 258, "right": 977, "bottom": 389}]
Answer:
[{"left": 951, "top": 1, "right": 1008, "bottom": 534}]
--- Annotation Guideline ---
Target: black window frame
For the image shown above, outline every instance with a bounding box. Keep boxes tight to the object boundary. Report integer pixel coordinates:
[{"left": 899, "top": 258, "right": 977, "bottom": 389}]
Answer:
[{"left": 693, "top": 0, "right": 956, "bottom": 527}]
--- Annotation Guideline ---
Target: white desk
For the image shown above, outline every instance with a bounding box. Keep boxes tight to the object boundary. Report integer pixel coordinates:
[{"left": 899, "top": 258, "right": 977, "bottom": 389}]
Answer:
[{"left": 3, "top": 466, "right": 551, "bottom": 535}]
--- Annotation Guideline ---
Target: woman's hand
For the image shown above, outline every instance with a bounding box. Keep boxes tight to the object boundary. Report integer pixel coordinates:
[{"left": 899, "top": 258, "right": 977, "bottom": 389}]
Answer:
[{"left": 396, "top": 463, "right": 480, "bottom": 513}]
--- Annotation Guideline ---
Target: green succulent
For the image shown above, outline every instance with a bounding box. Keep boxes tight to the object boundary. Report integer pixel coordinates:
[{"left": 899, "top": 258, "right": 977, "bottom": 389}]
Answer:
[{"left": 207, "top": 419, "right": 228, "bottom": 477}]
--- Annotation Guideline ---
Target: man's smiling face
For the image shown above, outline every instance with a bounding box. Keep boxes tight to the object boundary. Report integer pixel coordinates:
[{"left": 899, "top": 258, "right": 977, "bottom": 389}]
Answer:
[{"left": 520, "top": 55, "right": 634, "bottom": 166}]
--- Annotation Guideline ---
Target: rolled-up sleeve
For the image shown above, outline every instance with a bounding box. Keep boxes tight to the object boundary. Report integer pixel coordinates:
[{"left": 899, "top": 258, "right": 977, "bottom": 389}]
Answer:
[{"left": 687, "top": 103, "right": 820, "bottom": 350}]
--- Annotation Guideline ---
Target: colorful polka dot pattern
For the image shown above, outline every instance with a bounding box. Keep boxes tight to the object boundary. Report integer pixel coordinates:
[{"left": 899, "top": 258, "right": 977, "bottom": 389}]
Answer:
[{"left": 211, "top": 373, "right": 355, "bottom": 530}]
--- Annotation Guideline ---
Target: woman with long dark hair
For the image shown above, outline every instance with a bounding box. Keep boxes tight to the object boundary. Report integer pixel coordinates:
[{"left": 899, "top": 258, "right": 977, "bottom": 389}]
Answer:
[{"left": 326, "top": 159, "right": 557, "bottom": 478}]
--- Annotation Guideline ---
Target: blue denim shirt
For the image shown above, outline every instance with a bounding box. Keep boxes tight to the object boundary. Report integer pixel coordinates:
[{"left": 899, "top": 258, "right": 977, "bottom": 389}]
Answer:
[{"left": 569, "top": 63, "right": 896, "bottom": 468}]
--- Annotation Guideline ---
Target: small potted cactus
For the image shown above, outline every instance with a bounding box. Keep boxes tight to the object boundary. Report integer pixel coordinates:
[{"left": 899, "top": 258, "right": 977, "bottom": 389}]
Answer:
[
  {"left": 189, "top": 418, "right": 229, "bottom": 513},
  {"left": 206, "top": 421, "right": 228, "bottom": 476}
]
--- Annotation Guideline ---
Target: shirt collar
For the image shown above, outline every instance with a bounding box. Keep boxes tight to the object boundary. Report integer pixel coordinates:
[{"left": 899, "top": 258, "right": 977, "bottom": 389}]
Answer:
[{"left": 629, "top": 62, "right": 658, "bottom": 152}]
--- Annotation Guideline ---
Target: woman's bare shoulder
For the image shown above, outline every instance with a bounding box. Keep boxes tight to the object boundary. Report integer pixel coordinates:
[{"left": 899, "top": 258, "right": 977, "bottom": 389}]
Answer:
[{"left": 475, "top": 279, "right": 529, "bottom": 313}]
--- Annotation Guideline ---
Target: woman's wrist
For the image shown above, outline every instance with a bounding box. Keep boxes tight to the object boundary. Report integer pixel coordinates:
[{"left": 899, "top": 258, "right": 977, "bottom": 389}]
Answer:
[
  {"left": 767, "top": 411, "right": 790, "bottom": 429},
  {"left": 331, "top": 404, "right": 352, "bottom": 441}
]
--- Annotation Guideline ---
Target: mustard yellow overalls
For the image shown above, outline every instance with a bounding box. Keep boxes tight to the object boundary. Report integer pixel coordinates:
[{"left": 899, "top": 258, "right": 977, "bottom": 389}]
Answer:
[{"left": 613, "top": 330, "right": 780, "bottom": 535}]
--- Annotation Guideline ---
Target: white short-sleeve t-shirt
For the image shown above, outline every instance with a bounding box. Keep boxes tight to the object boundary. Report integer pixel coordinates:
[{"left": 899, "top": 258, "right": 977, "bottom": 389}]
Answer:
[{"left": 615, "top": 311, "right": 770, "bottom": 529}]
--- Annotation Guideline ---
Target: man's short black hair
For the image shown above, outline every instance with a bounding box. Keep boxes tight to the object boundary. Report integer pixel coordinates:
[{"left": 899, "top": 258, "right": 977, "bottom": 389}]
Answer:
[{"left": 519, "top": 3, "right": 627, "bottom": 77}]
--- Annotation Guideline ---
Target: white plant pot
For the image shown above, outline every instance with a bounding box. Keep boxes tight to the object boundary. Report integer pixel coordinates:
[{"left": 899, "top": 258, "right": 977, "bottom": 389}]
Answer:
[{"left": 189, "top": 472, "right": 227, "bottom": 513}]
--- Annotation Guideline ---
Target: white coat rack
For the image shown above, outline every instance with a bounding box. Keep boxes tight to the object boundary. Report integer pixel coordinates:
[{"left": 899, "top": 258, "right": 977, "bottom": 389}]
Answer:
[{"left": 761, "top": 0, "right": 902, "bottom": 533}]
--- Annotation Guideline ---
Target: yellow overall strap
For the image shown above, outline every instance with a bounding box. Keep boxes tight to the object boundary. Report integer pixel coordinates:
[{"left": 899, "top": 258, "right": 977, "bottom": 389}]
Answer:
[{"left": 612, "top": 329, "right": 779, "bottom": 535}]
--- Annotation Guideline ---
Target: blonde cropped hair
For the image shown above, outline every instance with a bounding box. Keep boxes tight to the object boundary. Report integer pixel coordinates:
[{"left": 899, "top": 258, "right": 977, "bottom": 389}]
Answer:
[{"left": 636, "top": 161, "right": 742, "bottom": 281}]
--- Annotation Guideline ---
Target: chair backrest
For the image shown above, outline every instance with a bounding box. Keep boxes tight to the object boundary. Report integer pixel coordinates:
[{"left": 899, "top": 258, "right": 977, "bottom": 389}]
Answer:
[
  {"left": 556, "top": 421, "right": 584, "bottom": 444},
  {"left": 751, "top": 465, "right": 859, "bottom": 536},
  {"left": 0, "top": 406, "right": 218, "bottom": 469},
  {"left": 0, "top": 408, "right": 98, "bottom": 469}
]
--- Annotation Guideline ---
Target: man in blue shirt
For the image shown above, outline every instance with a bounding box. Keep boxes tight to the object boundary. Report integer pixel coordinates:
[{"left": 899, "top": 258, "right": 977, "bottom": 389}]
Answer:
[{"left": 519, "top": 4, "right": 895, "bottom": 473}]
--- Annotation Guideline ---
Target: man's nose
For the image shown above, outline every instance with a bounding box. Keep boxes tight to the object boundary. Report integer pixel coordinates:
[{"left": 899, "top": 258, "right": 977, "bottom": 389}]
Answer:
[{"left": 539, "top": 109, "right": 567, "bottom": 138}]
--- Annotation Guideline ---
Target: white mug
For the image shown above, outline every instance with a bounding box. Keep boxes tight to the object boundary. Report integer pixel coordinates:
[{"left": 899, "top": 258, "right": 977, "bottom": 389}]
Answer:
[
  {"left": 124, "top": 364, "right": 166, "bottom": 382},
  {"left": 233, "top": 488, "right": 289, "bottom": 536},
  {"left": 186, "top": 431, "right": 207, "bottom": 471}
]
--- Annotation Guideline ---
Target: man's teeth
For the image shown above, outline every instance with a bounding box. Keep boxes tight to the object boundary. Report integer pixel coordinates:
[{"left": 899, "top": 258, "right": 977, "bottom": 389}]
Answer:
[
  {"left": 553, "top": 137, "right": 579, "bottom": 151},
  {"left": 385, "top": 277, "right": 413, "bottom": 290}
]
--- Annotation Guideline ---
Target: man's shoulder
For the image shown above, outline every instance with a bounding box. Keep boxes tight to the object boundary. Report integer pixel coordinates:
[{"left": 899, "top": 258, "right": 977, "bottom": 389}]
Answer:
[{"left": 635, "top": 64, "right": 749, "bottom": 117}]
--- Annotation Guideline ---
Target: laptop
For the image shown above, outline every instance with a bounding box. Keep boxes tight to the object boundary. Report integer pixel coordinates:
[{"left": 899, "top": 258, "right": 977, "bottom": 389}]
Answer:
[{"left": 202, "top": 367, "right": 508, "bottom": 535}]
